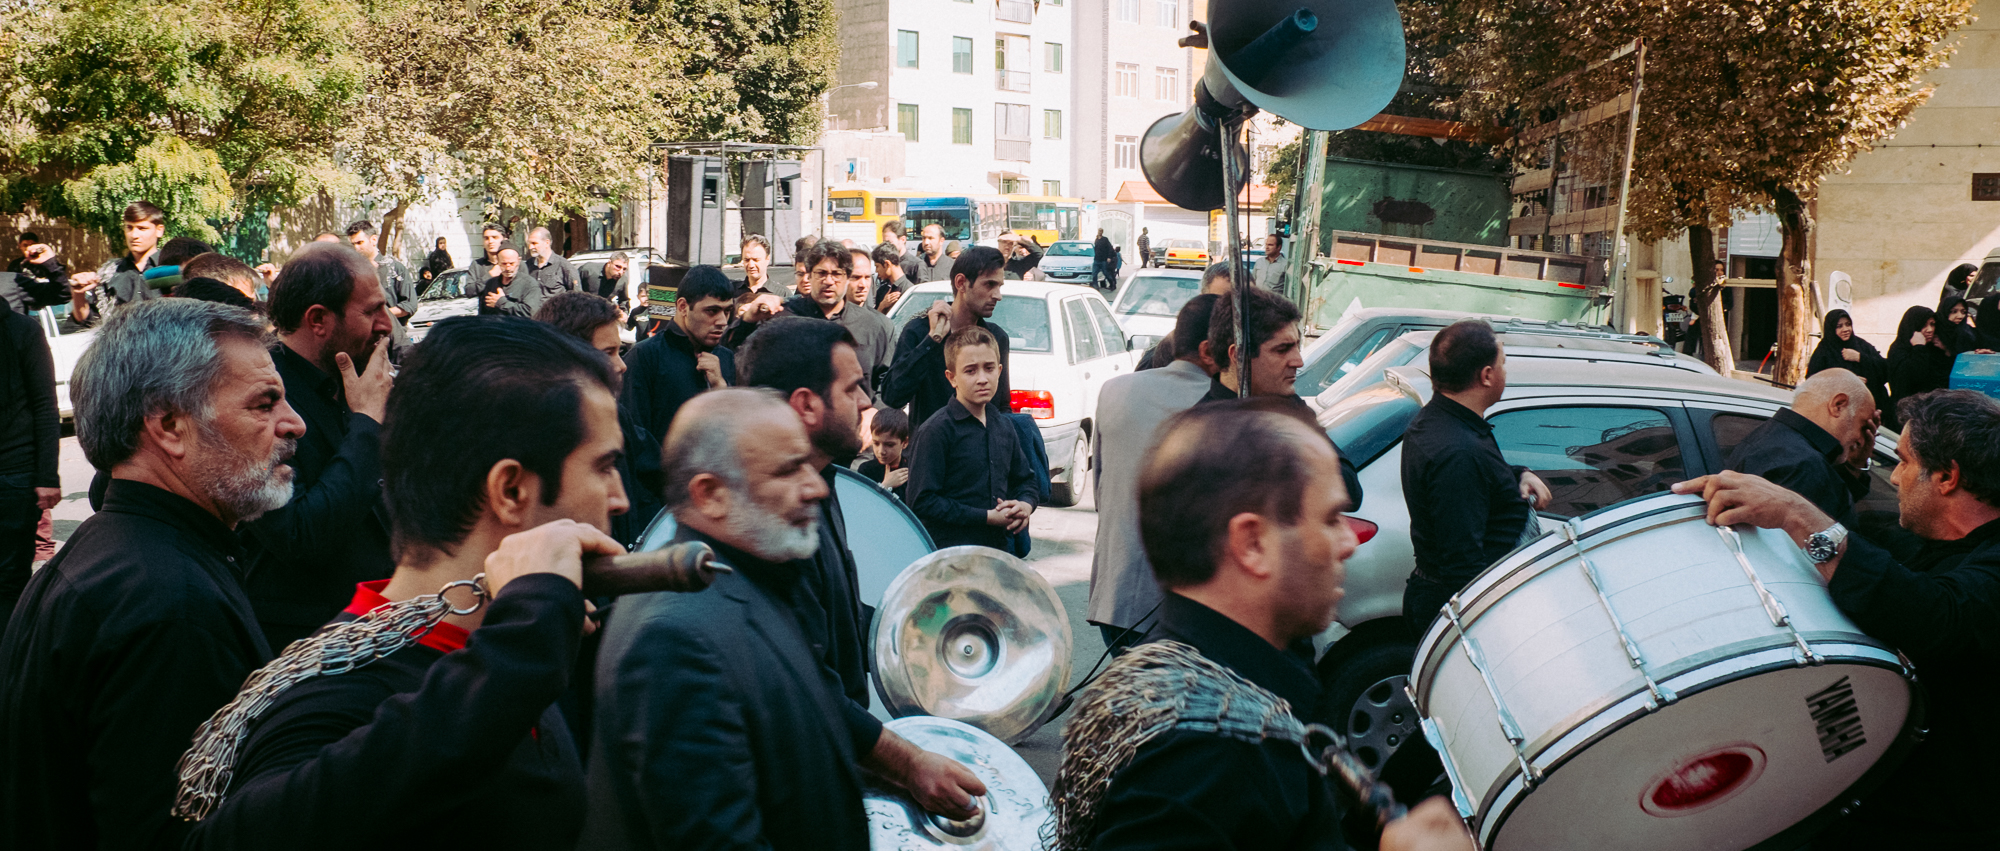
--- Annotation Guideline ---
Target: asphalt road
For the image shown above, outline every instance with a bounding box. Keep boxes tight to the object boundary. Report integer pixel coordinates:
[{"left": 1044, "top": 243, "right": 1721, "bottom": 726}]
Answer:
[{"left": 38, "top": 432, "right": 1110, "bottom": 790}]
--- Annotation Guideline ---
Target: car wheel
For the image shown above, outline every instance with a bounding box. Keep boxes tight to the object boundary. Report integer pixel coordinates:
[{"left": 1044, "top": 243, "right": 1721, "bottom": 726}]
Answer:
[
  {"left": 1318, "top": 638, "right": 1421, "bottom": 772},
  {"left": 1046, "top": 433, "right": 1088, "bottom": 508}
]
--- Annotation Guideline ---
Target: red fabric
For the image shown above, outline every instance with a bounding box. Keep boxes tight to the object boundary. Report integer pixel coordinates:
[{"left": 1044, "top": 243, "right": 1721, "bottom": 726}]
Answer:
[{"left": 342, "top": 580, "right": 472, "bottom": 654}]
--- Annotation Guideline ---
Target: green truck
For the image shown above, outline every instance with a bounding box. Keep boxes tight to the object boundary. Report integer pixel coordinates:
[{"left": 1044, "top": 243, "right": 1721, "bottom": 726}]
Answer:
[{"left": 1286, "top": 145, "right": 1613, "bottom": 331}]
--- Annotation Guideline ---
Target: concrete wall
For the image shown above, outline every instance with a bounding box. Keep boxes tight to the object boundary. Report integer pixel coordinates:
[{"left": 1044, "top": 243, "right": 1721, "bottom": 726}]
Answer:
[{"left": 1817, "top": 1, "right": 2000, "bottom": 341}]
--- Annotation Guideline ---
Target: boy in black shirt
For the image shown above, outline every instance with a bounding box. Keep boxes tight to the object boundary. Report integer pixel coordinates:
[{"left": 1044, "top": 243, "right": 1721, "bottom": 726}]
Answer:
[
  {"left": 857, "top": 408, "right": 911, "bottom": 501},
  {"left": 907, "top": 326, "right": 1039, "bottom": 548}
]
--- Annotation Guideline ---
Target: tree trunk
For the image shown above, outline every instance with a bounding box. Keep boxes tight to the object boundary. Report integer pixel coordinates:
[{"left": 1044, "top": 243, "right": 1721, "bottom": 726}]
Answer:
[
  {"left": 380, "top": 199, "right": 410, "bottom": 261},
  {"left": 1688, "top": 223, "right": 1735, "bottom": 377},
  {"left": 1770, "top": 184, "right": 1814, "bottom": 388}
]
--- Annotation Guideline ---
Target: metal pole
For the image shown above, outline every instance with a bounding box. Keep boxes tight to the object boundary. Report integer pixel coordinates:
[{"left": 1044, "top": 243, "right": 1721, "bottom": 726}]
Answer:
[
  {"left": 1220, "top": 114, "right": 1251, "bottom": 398},
  {"left": 1608, "top": 39, "right": 1647, "bottom": 332}
]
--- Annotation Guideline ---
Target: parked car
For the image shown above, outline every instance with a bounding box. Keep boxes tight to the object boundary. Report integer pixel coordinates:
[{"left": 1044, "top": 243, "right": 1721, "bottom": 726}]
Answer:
[
  {"left": 884, "top": 279, "right": 1141, "bottom": 506},
  {"left": 407, "top": 268, "right": 475, "bottom": 343},
  {"left": 1158, "top": 239, "right": 1209, "bottom": 270},
  {"left": 1107, "top": 269, "right": 1206, "bottom": 352},
  {"left": 1036, "top": 241, "right": 1098, "bottom": 284},
  {"left": 1296, "top": 307, "right": 1636, "bottom": 401},
  {"left": 1309, "top": 359, "right": 1904, "bottom": 775},
  {"left": 34, "top": 309, "right": 93, "bottom": 420},
  {"left": 1310, "top": 324, "right": 1710, "bottom": 412}
]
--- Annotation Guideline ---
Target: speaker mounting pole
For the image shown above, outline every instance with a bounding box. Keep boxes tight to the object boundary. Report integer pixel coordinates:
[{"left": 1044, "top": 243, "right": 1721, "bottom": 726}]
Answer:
[{"left": 1220, "top": 113, "right": 1252, "bottom": 398}]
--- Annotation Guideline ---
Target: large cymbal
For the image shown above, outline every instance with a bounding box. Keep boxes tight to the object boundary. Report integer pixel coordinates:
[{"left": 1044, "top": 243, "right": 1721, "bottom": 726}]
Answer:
[
  {"left": 871, "top": 546, "right": 1073, "bottom": 744},
  {"left": 863, "top": 716, "right": 1051, "bottom": 850}
]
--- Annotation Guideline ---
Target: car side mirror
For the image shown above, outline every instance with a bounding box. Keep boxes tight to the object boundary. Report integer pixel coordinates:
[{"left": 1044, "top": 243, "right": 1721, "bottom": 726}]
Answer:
[{"left": 1126, "top": 335, "right": 1141, "bottom": 352}]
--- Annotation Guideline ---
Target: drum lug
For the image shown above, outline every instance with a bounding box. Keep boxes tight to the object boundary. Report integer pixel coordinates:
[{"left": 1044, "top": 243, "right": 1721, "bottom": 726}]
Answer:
[
  {"left": 1716, "top": 526, "right": 1822, "bottom": 667},
  {"left": 1561, "top": 521, "right": 1677, "bottom": 709},
  {"left": 1419, "top": 716, "right": 1480, "bottom": 826},
  {"left": 1441, "top": 599, "right": 1542, "bottom": 790}
]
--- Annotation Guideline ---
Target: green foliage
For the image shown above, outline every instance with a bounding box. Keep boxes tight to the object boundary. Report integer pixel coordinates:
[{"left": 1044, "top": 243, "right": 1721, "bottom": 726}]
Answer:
[{"left": 1, "top": 0, "right": 364, "bottom": 240}]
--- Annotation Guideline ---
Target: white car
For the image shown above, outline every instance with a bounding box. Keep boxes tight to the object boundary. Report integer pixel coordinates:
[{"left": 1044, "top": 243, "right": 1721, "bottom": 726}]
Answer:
[
  {"left": 1107, "top": 269, "right": 1206, "bottom": 352},
  {"left": 1035, "top": 241, "right": 1098, "bottom": 284},
  {"left": 406, "top": 269, "right": 477, "bottom": 344},
  {"left": 34, "top": 309, "right": 93, "bottom": 420},
  {"left": 885, "top": 279, "right": 1141, "bottom": 506}
]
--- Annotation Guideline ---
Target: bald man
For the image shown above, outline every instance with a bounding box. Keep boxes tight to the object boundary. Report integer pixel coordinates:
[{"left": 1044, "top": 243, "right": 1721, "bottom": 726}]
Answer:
[{"left": 1724, "top": 368, "right": 1879, "bottom": 521}]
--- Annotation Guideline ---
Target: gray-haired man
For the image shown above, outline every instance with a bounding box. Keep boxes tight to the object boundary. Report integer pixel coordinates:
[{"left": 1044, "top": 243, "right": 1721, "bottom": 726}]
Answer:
[
  {"left": 0, "top": 298, "right": 305, "bottom": 850},
  {"left": 522, "top": 227, "right": 580, "bottom": 313}
]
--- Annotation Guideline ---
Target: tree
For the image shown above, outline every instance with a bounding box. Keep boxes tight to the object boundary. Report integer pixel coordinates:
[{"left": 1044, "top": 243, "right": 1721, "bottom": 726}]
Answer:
[
  {"left": 0, "top": 0, "right": 363, "bottom": 243},
  {"left": 1433, "top": 0, "right": 1973, "bottom": 379}
]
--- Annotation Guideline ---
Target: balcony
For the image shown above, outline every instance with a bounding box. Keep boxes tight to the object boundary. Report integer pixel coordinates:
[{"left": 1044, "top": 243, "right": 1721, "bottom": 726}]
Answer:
[
  {"left": 996, "top": 69, "right": 1030, "bottom": 93},
  {"left": 995, "top": 139, "right": 1032, "bottom": 161},
  {"left": 997, "top": 0, "right": 1032, "bottom": 22}
]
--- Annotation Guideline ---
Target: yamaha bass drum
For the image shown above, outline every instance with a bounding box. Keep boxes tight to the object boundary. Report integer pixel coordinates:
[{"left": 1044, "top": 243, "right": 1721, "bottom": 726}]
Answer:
[{"left": 1412, "top": 493, "right": 1921, "bottom": 851}]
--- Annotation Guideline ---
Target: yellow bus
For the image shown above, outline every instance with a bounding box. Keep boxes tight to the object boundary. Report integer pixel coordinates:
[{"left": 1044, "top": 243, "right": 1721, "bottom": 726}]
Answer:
[
  {"left": 826, "top": 189, "right": 933, "bottom": 244},
  {"left": 999, "top": 195, "right": 1084, "bottom": 247},
  {"left": 900, "top": 194, "right": 1084, "bottom": 247}
]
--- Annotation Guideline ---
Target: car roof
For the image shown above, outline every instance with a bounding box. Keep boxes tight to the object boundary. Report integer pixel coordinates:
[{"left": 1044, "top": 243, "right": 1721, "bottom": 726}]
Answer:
[
  {"left": 1398, "top": 327, "right": 1695, "bottom": 364},
  {"left": 1382, "top": 359, "right": 1791, "bottom": 406},
  {"left": 900, "top": 279, "right": 1087, "bottom": 299}
]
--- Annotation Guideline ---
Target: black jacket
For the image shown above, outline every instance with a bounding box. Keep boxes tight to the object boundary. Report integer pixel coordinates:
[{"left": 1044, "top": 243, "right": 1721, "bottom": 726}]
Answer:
[
  {"left": 1820, "top": 519, "right": 2000, "bottom": 845},
  {"left": 2, "top": 255, "right": 69, "bottom": 312},
  {"left": 1094, "top": 236, "right": 1116, "bottom": 262},
  {"left": 581, "top": 527, "right": 871, "bottom": 851},
  {"left": 1807, "top": 337, "right": 1889, "bottom": 410},
  {"left": 611, "top": 405, "right": 666, "bottom": 549},
  {"left": 620, "top": 321, "right": 735, "bottom": 440},
  {"left": 0, "top": 302, "right": 58, "bottom": 486},
  {"left": 373, "top": 255, "right": 416, "bottom": 324},
  {"left": 1723, "top": 407, "right": 1866, "bottom": 522},
  {"left": 424, "top": 247, "right": 453, "bottom": 278},
  {"left": 1887, "top": 342, "right": 1953, "bottom": 411},
  {"left": 1401, "top": 394, "right": 1530, "bottom": 592},
  {"left": 1004, "top": 245, "right": 1043, "bottom": 279},
  {"left": 241, "top": 344, "right": 396, "bottom": 650},
  {"left": 807, "top": 465, "right": 880, "bottom": 730},
  {"left": 478, "top": 274, "right": 537, "bottom": 317},
  {"left": 185, "top": 575, "right": 587, "bottom": 851},
  {"left": 884, "top": 314, "right": 1013, "bottom": 430},
  {"left": 581, "top": 264, "right": 626, "bottom": 300},
  {"left": 0, "top": 480, "right": 272, "bottom": 851},
  {"left": 1093, "top": 593, "right": 1354, "bottom": 850}
]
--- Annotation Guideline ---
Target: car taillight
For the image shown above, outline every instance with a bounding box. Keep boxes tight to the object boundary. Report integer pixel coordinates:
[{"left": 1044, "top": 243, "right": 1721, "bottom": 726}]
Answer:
[
  {"left": 1011, "top": 389, "right": 1054, "bottom": 419},
  {"left": 1345, "top": 516, "right": 1379, "bottom": 544}
]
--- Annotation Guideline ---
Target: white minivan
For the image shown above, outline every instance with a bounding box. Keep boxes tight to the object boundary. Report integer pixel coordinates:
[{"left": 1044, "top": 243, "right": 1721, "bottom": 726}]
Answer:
[{"left": 885, "top": 279, "right": 1140, "bottom": 506}]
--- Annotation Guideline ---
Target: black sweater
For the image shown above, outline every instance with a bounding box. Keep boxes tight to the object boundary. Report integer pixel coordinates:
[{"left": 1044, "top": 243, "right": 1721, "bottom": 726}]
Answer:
[{"left": 186, "top": 574, "right": 588, "bottom": 851}]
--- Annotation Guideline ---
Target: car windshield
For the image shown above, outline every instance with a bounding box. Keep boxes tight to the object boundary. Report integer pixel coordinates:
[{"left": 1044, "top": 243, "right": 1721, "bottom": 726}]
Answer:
[
  {"left": 891, "top": 292, "right": 1053, "bottom": 352},
  {"left": 1114, "top": 275, "right": 1203, "bottom": 317},
  {"left": 1046, "top": 242, "right": 1093, "bottom": 257},
  {"left": 1322, "top": 384, "right": 1422, "bottom": 468},
  {"left": 1316, "top": 336, "right": 1426, "bottom": 406},
  {"left": 422, "top": 270, "right": 470, "bottom": 300}
]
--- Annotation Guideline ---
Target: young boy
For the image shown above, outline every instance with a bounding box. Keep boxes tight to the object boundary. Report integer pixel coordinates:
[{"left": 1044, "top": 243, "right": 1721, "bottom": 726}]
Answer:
[
  {"left": 907, "top": 327, "right": 1040, "bottom": 549},
  {"left": 857, "top": 408, "right": 912, "bottom": 501}
]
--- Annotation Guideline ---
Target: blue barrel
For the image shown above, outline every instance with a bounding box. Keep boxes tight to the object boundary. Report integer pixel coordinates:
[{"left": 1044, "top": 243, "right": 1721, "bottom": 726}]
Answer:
[{"left": 1949, "top": 352, "right": 2000, "bottom": 400}]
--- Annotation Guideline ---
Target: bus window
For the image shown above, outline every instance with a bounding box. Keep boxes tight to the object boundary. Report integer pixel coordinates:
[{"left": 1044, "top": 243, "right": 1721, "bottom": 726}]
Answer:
[
  {"left": 908, "top": 210, "right": 972, "bottom": 242},
  {"left": 832, "top": 196, "right": 865, "bottom": 216},
  {"left": 875, "top": 198, "right": 901, "bottom": 217}
]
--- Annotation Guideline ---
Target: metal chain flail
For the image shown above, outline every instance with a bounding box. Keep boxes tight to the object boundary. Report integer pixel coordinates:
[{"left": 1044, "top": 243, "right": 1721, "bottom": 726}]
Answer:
[
  {"left": 1044, "top": 640, "right": 1405, "bottom": 850},
  {"left": 171, "top": 576, "right": 490, "bottom": 822}
]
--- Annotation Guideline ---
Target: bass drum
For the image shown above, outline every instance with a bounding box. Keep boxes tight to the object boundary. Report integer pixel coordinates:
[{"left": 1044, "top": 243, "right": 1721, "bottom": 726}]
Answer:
[
  {"left": 1412, "top": 493, "right": 1921, "bottom": 851},
  {"left": 635, "top": 466, "right": 935, "bottom": 609},
  {"left": 863, "top": 716, "right": 1051, "bottom": 850}
]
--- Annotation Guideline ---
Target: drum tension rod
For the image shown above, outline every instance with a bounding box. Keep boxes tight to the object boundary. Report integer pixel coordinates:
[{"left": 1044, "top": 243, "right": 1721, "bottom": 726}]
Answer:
[
  {"left": 1716, "top": 526, "right": 1822, "bottom": 666},
  {"left": 1441, "top": 599, "right": 1541, "bottom": 790},
  {"left": 1418, "top": 715, "right": 1479, "bottom": 826},
  {"left": 1561, "top": 521, "right": 1676, "bottom": 709}
]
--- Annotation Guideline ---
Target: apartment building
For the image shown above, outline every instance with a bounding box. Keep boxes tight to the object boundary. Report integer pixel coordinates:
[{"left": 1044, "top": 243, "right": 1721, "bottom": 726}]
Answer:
[
  {"left": 1071, "top": 0, "right": 1202, "bottom": 204},
  {"left": 830, "top": 0, "right": 1073, "bottom": 196}
]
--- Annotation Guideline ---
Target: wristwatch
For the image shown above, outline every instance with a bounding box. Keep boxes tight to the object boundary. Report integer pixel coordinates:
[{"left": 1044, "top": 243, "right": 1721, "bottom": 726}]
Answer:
[{"left": 1803, "top": 522, "right": 1848, "bottom": 564}]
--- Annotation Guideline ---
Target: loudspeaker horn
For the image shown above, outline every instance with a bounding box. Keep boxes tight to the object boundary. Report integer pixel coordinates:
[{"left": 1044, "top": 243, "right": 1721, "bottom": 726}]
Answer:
[
  {"left": 872, "top": 546, "right": 1073, "bottom": 744},
  {"left": 1140, "top": 0, "right": 1407, "bottom": 211}
]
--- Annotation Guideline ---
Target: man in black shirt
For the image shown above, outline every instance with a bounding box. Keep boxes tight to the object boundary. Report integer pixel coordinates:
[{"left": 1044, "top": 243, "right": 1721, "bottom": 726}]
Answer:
[
  {"left": 999, "top": 231, "right": 1043, "bottom": 280},
  {"left": 537, "top": 291, "right": 665, "bottom": 547},
  {"left": 912, "top": 224, "right": 951, "bottom": 283},
  {"left": 583, "top": 389, "right": 985, "bottom": 850},
  {"left": 346, "top": 220, "right": 416, "bottom": 361},
  {"left": 1724, "top": 368, "right": 1876, "bottom": 521},
  {"left": 182, "top": 317, "right": 621, "bottom": 850},
  {"left": 884, "top": 246, "right": 1013, "bottom": 429},
  {"left": 907, "top": 326, "right": 1039, "bottom": 549},
  {"left": 479, "top": 248, "right": 533, "bottom": 316},
  {"left": 872, "top": 241, "right": 912, "bottom": 313},
  {"left": 523, "top": 226, "right": 580, "bottom": 303},
  {"left": 1093, "top": 229, "right": 1116, "bottom": 289},
  {"left": 1401, "top": 320, "right": 1551, "bottom": 634},
  {"left": 580, "top": 252, "right": 629, "bottom": 300},
  {"left": 0, "top": 299, "right": 303, "bottom": 851},
  {"left": 4, "top": 235, "right": 70, "bottom": 313},
  {"left": 1053, "top": 400, "right": 1468, "bottom": 851},
  {"left": 1674, "top": 389, "right": 2000, "bottom": 848},
  {"left": 468, "top": 223, "right": 508, "bottom": 287},
  {"left": 243, "top": 243, "right": 398, "bottom": 650},
  {"left": 1197, "top": 285, "right": 1361, "bottom": 507},
  {"left": 0, "top": 299, "right": 58, "bottom": 626},
  {"left": 621, "top": 266, "right": 735, "bottom": 439},
  {"left": 66, "top": 200, "right": 169, "bottom": 327}
]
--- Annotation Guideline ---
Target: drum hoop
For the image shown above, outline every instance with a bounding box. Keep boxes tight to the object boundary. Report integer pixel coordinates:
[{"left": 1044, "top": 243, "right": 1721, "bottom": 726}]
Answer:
[
  {"left": 1463, "top": 644, "right": 1920, "bottom": 845},
  {"left": 830, "top": 465, "right": 935, "bottom": 549},
  {"left": 1412, "top": 496, "right": 1746, "bottom": 706}
]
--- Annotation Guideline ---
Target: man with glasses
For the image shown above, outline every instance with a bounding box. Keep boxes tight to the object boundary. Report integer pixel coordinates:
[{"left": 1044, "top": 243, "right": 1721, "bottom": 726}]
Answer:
[{"left": 726, "top": 241, "right": 892, "bottom": 404}]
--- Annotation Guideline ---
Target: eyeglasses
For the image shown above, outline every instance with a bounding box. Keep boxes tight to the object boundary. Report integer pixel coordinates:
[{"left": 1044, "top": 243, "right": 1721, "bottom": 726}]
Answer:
[{"left": 812, "top": 270, "right": 846, "bottom": 281}]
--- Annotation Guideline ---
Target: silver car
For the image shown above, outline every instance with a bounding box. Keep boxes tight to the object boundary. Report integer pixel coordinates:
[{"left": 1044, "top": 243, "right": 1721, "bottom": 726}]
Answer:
[
  {"left": 1311, "top": 358, "right": 1905, "bottom": 774},
  {"left": 1036, "top": 240, "right": 1098, "bottom": 283}
]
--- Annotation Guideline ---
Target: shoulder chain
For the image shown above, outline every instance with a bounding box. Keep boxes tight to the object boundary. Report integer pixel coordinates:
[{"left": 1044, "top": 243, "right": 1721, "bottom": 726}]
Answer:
[{"left": 171, "top": 577, "right": 489, "bottom": 822}]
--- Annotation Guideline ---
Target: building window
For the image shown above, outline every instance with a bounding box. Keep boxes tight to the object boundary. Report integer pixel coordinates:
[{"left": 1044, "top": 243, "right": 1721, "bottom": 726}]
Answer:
[
  {"left": 997, "top": 0, "right": 1032, "bottom": 23},
  {"left": 1044, "top": 109, "right": 1062, "bottom": 139},
  {"left": 1046, "top": 42, "right": 1064, "bottom": 73},
  {"left": 1115, "top": 0, "right": 1138, "bottom": 22},
  {"left": 996, "top": 102, "right": 1031, "bottom": 161},
  {"left": 897, "top": 103, "right": 919, "bottom": 141},
  {"left": 1000, "top": 177, "right": 1028, "bottom": 194},
  {"left": 1114, "top": 63, "right": 1138, "bottom": 97},
  {"left": 996, "top": 34, "right": 1029, "bottom": 92},
  {"left": 1114, "top": 135, "right": 1138, "bottom": 169},
  {"left": 1043, "top": 180, "right": 1062, "bottom": 196},
  {"left": 953, "top": 107, "right": 973, "bottom": 144},
  {"left": 1154, "top": 66, "right": 1179, "bottom": 101},
  {"left": 1154, "top": 0, "right": 1177, "bottom": 27},
  {"left": 897, "top": 31, "right": 919, "bottom": 68},
  {"left": 952, "top": 37, "right": 973, "bottom": 74}
]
